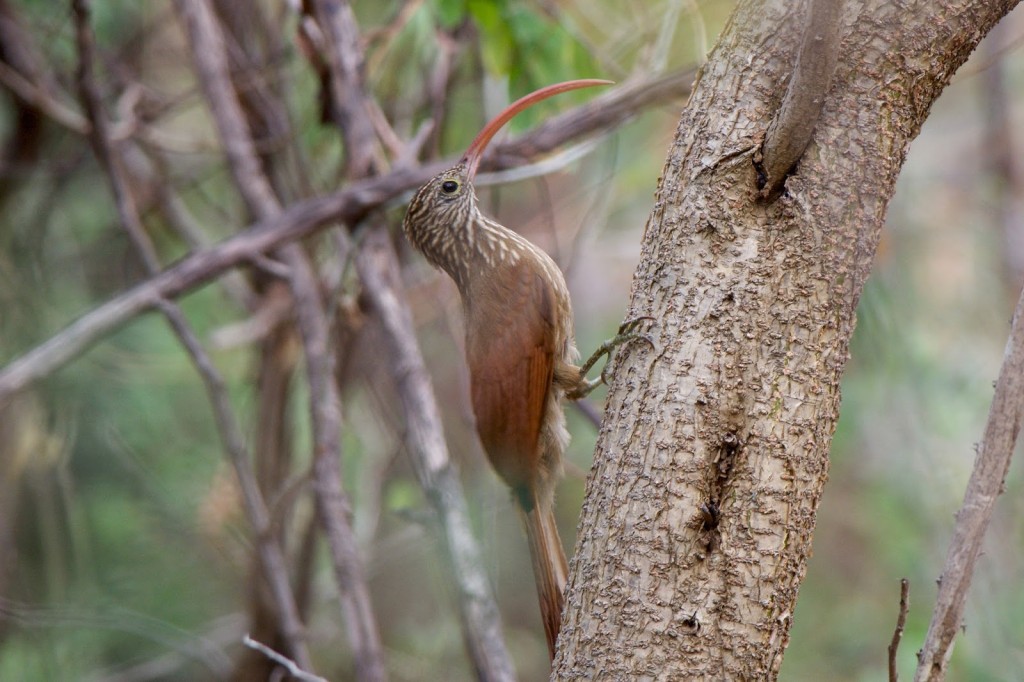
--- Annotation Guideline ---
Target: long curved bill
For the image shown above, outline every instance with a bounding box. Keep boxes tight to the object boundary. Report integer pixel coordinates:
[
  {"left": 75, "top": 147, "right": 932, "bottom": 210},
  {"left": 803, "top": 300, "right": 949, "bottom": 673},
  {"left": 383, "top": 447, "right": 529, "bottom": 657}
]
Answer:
[{"left": 461, "top": 78, "right": 613, "bottom": 180}]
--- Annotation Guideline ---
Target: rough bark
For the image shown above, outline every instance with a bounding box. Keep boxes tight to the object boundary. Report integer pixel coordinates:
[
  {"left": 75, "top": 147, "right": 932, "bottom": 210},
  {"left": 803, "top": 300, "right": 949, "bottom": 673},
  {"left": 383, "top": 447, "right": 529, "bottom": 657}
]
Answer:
[{"left": 553, "top": 0, "right": 1019, "bottom": 679}]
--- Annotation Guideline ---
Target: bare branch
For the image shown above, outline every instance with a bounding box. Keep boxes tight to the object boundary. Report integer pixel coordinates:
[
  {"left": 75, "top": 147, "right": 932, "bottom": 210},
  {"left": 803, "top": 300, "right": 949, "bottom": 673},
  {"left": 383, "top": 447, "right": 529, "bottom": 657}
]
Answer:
[
  {"left": 72, "top": 0, "right": 313, "bottom": 670},
  {"left": 291, "top": 254, "right": 387, "bottom": 682},
  {"left": 0, "top": 60, "right": 88, "bottom": 133},
  {"left": 0, "top": 186, "right": 361, "bottom": 403},
  {"left": 888, "top": 578, "right": 909, "bottom": 682},
  {"left": 303, "top": 4, "right": 517, "bottom": 672},
  {"left": 755, "top": 0, "right": 842, "bottom": 197},
  {"left": 72, "top": 0, "right": 158, "bottom": 270},
  {"left": 355, "top": 228, "right": 516, "bottom": 682},
  {"left": 173, "top": 0, "right": 279, "bottom": 219},
  {"left": 0, "top": 0, "right": 88, "bottom": 133},
  {"left": 173, "top": 1, "right": 386, "bottom": 678},
  {"left": 0, "top": 70, "right": 694, "bottom": 403},
  {"left": 304, "top": 0, "right": 381, "bottom": 177},
  {"left": 493, "top": 69, "right": 694, "bottom": 167},
  {"left": 1, "top": 597, "right": 238, "bottom": 678},
  {"left": 145, "top": 151, "right": 255, "bottom": 311},
  {"left": 915, "top": 287, "right": 1024, "bottom": 681},
  {"left": 242, "top": 635, "right": 329, "bottom": 682}
]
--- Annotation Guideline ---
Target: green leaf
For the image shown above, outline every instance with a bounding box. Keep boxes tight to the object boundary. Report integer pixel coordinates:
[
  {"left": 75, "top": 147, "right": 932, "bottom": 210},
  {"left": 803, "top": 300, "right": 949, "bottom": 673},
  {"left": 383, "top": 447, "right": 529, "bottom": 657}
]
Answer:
[
  {"left": 433, "top": 0, "right": 467, "bottom": 29},
  {"left": 468, "top": 0, "right": 513, "bottom": 76}
]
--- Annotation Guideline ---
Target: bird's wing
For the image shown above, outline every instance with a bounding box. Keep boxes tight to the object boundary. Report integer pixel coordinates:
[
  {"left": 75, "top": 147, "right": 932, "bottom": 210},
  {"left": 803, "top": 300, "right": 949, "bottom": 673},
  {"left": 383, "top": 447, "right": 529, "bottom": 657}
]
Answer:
[{"left": 465, "top": 259, "right": 557, "bottom": 505}]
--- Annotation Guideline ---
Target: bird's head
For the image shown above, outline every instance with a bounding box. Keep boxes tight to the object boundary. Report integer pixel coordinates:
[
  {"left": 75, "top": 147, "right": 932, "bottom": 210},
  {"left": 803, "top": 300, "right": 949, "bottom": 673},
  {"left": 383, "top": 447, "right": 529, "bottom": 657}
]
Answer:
[
  {"left": 403, "top": 161, "right": 476, "bottom": 249},
  {"left": 402, "top": 79, "right": 611, "bottom": 260}
]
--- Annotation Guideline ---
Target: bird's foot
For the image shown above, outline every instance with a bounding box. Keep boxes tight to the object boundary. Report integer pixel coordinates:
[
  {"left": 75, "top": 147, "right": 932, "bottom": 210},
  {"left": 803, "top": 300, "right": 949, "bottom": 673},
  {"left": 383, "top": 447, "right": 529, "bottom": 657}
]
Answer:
[{"left": 567, "top": 317, "right": 655, "bottom": 400}]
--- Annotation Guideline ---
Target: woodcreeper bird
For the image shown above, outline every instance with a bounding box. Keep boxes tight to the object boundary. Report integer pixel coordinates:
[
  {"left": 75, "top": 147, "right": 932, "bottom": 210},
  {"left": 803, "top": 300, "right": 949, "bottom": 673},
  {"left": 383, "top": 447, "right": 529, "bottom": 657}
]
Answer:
[{"left": 402, "top": 79, "right": 641, "bottom": 658}]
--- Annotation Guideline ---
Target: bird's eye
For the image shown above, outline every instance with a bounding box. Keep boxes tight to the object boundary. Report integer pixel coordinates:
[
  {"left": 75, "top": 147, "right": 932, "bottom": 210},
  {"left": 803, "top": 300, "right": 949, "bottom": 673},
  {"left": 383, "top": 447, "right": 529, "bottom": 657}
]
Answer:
[{"left": 441, "top": 180, "right": 459, "bottom": 194}]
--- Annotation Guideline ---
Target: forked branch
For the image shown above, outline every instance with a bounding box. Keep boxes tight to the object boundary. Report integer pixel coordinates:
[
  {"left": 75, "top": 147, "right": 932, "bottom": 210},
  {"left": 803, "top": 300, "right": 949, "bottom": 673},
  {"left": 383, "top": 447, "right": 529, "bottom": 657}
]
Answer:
[
  {"left": 0, "top": 71, "right": 693, "bottom": 404},
  {"left": 173, "top": 0, "right": 386, "bottom": 678},
  {"left": 73, "top": 0, "right": 314, "bottom": 670},
  {"left": 755, "top": 0, "right": 842, "bottom": 197}
]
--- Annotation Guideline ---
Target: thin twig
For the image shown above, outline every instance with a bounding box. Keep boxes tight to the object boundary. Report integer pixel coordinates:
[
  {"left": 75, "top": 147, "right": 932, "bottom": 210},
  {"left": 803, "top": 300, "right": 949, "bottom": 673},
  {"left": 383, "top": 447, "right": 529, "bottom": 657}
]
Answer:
[
  {"left": 72, "top": 0, "right": 314, "bottom": 671},
  {"left": 173, "top": 1, "right": 386, "bottom": 679},
  {"left": 755, "top": 0, "right": 841, "bottom": 197},
  {"left": 146, "top": 152, "right": 255, "bottom": 311},
  {"left": 289, "top": 248, "right": 387, "bottom": 682},
  {"left": 72, "top": 0, "right": 158, "bottom": 269},
  {"left": 0, "top": 70, "right": 693, "bottom": 403},
  {"left": 0, "top": 60, "right": 88, "bottom": 133},
  {"left": 494, "top": 69, "right": 694, "bottom": 166},
  {"left": 174, "top": 0, "right": 278, "bottom": 217},
  {"left": 0, "top": 2, "right": 89, "bottom": 133},
  {"left": 888, "top": 578, "right": 909, "bottom": 682},
  {"left": 573, "top": 399, "right": 603, "bottom": 430},
  {"left": 307, "top": 2, "right": 514, "bottom": 674},
  {"left": 355, "top": 228, "right": 517, "bottom": 682},
  {"left": 1, "top": 597, "right": 240, "bottom": 680},
  {"left": 242, "top": 635, "right": 330, "bottom": 682},
  {"left": 646, "top": 0, "right": 683, "bottom": 74},
  {"left": 476, "top": 137, "right": 603, "bottom": 187},
  {"left": 306, "top": 0, "right": 380, "bottom": 178},
  {"left": 309, "top": 3, "right": 516, "bottom": 673},
  {"left": 915, "top": 286, "right": 1024, "bottom": 681}
]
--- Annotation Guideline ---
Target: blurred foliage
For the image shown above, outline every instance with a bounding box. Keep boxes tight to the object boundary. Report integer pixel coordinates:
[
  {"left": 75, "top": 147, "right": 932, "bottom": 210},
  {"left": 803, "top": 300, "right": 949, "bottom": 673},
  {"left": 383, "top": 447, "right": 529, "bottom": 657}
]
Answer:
[{"left": 0, "top": 0, "right": 1022, "bottom": 681}]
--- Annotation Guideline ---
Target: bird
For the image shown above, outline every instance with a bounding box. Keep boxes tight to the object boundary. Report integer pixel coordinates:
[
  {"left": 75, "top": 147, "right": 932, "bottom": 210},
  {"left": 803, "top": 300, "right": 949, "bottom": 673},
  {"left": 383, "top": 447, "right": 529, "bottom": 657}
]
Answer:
[{"left": 402, "top": 79, "right": 644, "bottom": 659}]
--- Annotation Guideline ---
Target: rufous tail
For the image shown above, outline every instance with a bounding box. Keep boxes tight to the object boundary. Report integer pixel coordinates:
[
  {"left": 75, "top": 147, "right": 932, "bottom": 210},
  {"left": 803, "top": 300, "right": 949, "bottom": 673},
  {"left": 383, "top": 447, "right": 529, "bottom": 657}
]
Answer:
[{"left": 521, "top": 499, "right": 569, "bottom": 659}]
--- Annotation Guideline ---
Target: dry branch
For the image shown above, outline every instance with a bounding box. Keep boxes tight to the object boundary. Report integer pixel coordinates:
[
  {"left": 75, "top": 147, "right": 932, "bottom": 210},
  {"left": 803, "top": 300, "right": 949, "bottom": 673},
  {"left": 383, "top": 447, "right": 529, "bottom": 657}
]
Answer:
[
  {"left": 0, "top": 0, "right": 88, "bottom": 134},
  {"left": 306, "top": 0, "right": 516, "bottom": 674},
  {"left": 889, "top": 579, "right": 909, "bottom": 682},
  {"left": 242, "top": 635, "right": 329, "bottom": 682},
  {"left": 173, "top": 0, "right": 386, "bottom": 678},
  {"left": 355, "top": 229, "right": 516, "bottom": 682},
  {"left": 304, "top": 0, "right": 380, "bottom": 177},
  {"left": 915, "top": 287, "right": 1024, "bottom": 680},
  {"left": 0, "top": 70, "right": 690, "bottom": 407},
  {"left": 72, "top": 0, "right": 314, "bottom": 670}
]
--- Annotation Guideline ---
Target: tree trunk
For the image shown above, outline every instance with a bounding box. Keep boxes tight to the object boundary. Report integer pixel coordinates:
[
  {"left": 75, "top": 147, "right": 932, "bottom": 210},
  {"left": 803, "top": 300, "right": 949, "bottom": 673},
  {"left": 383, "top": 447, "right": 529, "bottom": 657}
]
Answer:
[{"left": 554, "top": 0, "right": 1019, "bottom": 678}]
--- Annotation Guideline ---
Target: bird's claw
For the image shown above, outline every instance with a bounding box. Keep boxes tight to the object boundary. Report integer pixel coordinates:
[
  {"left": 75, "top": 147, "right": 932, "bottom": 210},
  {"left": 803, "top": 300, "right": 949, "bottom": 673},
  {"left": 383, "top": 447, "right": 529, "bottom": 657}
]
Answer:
[
  {"left": 569, "top": 317, "right": 656, "bottom": 400},
  {"left": 616, "top": 316, "right": 657, "bottom": 352}
]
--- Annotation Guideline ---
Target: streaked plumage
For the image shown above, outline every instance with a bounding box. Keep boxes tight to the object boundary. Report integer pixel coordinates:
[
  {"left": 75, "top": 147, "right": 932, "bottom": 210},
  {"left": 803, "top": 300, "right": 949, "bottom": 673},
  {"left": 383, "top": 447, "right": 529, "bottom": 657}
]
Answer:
[{"left": 401, "top": 79, "right": 610, "bottom": 660}]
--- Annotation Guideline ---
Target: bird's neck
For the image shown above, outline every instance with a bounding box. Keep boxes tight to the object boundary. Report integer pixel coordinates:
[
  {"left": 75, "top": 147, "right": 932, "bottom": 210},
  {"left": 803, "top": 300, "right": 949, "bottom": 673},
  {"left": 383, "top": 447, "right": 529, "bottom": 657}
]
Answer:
[{"left": 427, "top": 213, "right": 537, "bottom": 291}]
